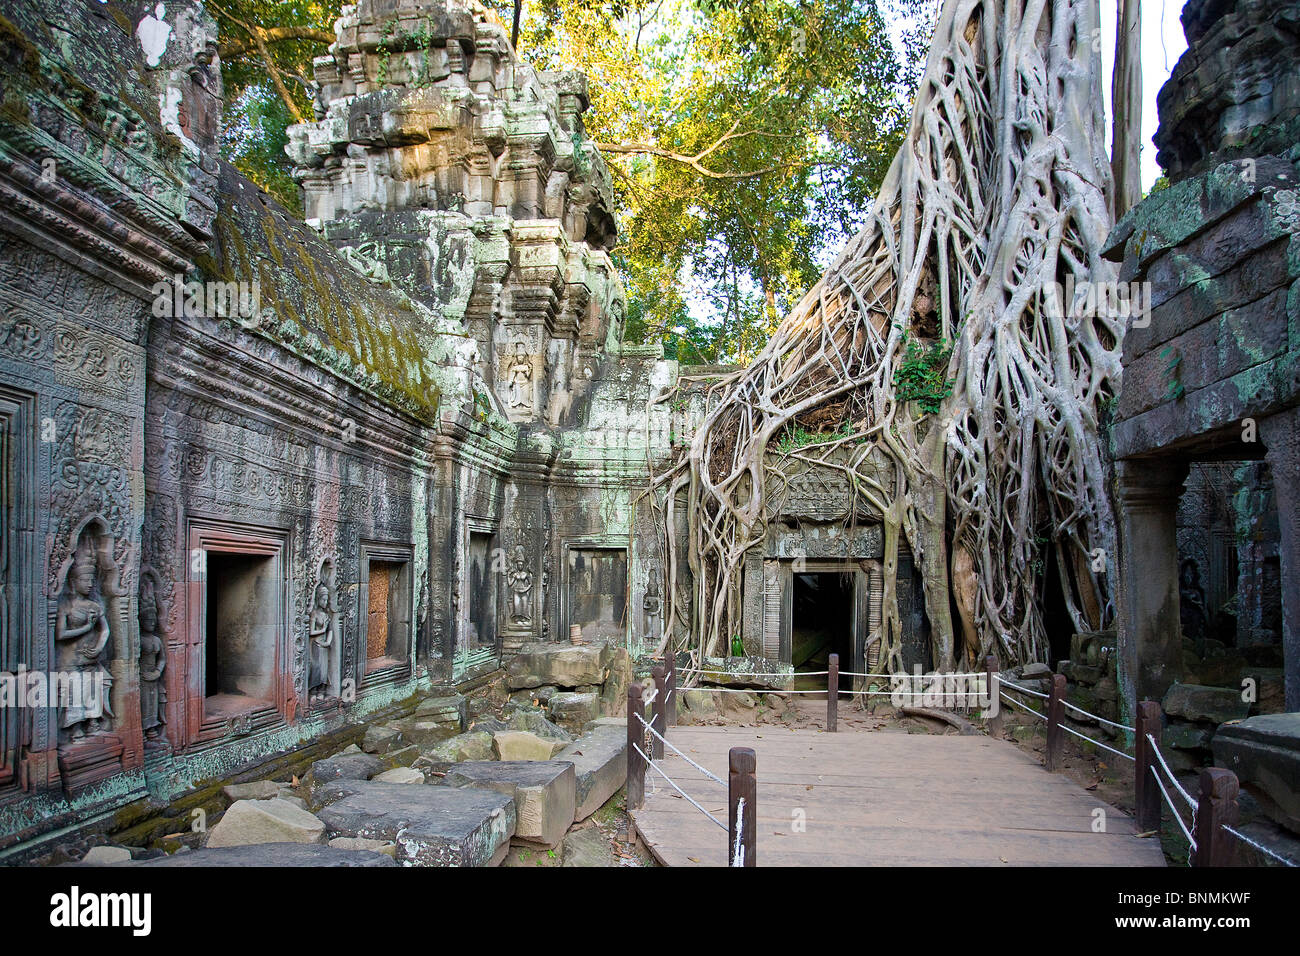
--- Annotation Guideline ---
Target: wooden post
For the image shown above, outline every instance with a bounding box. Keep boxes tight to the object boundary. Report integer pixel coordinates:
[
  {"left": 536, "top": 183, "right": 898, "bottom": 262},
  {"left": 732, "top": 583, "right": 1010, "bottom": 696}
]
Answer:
[
  {"left": 728, "top": 747, "right": 756, "bottom": 867},
  {"left": 651, "top": 665, "right": 666, "bottom": 760},
  {"left": 985, "top": 655, "right": 1003, "bottom": 737},
  {"left": 1193, "top": 768, "right": 1240, "bottom": 866},
  {"left": 827, "top": 653, "right": 839, "bottom": 732},
  {"left": 1134, "top": 700, "right": 1162, "bottom": 832},
  {"left": 1045, "top": 673, "right": 1066, "bottom": 771},
  {"left": 626, "top": 682, "right": 644, "bottom": 810},
  {"left": 668, "top": 653, "right": 678, "bottom": 728}
]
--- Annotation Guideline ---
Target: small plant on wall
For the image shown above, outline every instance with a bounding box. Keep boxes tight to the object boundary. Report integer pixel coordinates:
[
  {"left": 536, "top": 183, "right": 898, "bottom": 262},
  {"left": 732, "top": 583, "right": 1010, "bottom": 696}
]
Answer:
[{"left": 892, "top": 332, "right": 955, "bottom": 415}]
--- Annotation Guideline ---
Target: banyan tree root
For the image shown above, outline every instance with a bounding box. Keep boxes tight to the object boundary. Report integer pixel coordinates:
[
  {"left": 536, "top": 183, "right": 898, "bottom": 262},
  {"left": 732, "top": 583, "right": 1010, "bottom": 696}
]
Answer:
[{"left": 646, "top": 0, "right": 1123, "bottom": 675}]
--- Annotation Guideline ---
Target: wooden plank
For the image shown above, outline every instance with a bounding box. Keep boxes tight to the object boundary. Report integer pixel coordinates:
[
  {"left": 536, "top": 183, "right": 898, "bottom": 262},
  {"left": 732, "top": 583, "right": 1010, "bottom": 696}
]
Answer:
[{"left": 631, "top": 726, "right": 1165, "bottom": 867}]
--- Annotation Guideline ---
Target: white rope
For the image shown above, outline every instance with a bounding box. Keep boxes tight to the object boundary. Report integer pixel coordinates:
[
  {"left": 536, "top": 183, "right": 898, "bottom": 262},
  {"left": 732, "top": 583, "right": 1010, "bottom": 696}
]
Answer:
[
  {"left": 679, "top": 667, "right": 825, "bottom": 678},
  {"left": 633, "top": 712, "right": 726, "bottom": 785},
  {"left": 1000, "top": 690, "right": 1046, "bottom": 721},
  {"left": 1062, "top": 698, "right": 1135, "bottom": 733},
  {"left": 1149, "top": 766, "right": 1197, "bottom": 848},
  {"left": 634, "top": 743, "right": 727, "bottom": 831},
  {"left": 731, "top": 796, "right": 747, "bottom": 867},
  {"left": 1060, "top": 722, "right": 1134, "bottom": 762},
  {"left": 642, "top": 687, "right": 659, "bottom": 706},
  {"left": 1223, "top": 826, "right": 1299, "bottom": 867},
  {"left": 1145, "top": 734, "right": 1196, "bottom": 808},
  {"left": 999, "top": 679, "right": 1050, "bottom": 699}
]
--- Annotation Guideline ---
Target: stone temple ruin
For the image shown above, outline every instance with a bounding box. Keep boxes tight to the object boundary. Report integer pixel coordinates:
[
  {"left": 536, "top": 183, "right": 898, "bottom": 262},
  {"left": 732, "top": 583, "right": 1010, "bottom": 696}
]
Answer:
[{"left": 0, "top": 0, "right": 1296, "bottom": 865}]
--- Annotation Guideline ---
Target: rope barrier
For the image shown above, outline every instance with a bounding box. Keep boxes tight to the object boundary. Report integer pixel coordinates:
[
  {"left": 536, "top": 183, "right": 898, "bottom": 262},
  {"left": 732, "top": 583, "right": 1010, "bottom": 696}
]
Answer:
[
  {"left": 633, "top": 742, "right": 727, "bottom": 831},
  {"left": 1145, "top": 734, "right": 1196, "bottom": 809},
  {"left": 1059, "top": 722, "right": 1134, "bottom": 762},
  {"left": 1062, "top": 698, "right": 1135, "bottom": 733},
  {"left": 1223, "top": 826, "right": 1299, "bottom": 867},
  {"left": 633, "top": 711, "right": 726, "bottom": 785},
  {"left": 1149, "top": 765, "right": 1197, "bottom": 848},
  {"left": 999, "top": 678, "right": 1050, "bottom": 699},
  {"left": 999, "top": 689, "right": 1046, "bottom": 721},
  {"left": 731, "top": 796, "right": 746, "bottom": 867}
]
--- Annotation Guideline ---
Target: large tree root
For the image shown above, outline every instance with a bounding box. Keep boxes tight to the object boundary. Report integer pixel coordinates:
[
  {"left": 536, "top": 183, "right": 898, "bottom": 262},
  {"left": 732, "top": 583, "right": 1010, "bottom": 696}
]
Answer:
[{"left": 645, "top": 0, "right": 1124, "bottom": 678}]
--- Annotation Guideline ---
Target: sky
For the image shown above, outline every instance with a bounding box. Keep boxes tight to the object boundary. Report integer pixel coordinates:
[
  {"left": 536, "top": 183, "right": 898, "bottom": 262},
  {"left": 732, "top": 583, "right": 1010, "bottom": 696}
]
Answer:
[{"left": 1099, "top": 0, "right": 1191, "bottom": 190}]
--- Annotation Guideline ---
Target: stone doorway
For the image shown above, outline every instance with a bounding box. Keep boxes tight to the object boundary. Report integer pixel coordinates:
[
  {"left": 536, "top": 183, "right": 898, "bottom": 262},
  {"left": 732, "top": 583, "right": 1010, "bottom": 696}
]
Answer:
[
  {"left": 203, "top": 552, "right": 280, "bottom": 719},
  {"left": 791, "top": 571, "right": 855, "bottom": 691}
]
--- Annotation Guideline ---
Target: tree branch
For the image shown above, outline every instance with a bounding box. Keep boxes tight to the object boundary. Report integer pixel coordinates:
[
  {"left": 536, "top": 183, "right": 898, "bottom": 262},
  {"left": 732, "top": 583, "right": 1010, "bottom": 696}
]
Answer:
[{"left": 218, "top": 26, "right": 335, "bottom": 60}]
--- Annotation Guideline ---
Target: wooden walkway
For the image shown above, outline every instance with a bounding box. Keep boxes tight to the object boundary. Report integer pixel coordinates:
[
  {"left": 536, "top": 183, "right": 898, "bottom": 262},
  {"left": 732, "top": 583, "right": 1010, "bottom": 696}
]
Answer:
[{"left": 630, "top": 726, "right": 1167, "bottom": 866}]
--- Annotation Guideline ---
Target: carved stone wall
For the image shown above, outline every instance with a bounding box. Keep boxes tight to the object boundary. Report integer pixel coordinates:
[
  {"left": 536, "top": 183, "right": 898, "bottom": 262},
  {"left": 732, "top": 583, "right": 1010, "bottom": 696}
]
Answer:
[
  {"left": 1107, "top": 0, "right": 1300, "bottom": 722},
  {"left": 0, "top": 0, "right": 685, "bottom": 855}
]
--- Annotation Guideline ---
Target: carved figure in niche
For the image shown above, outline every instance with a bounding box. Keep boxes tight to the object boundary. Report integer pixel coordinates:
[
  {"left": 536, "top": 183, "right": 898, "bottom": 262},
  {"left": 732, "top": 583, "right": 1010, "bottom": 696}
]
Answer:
[
  {"left": 508, "top": 545, "right": 533, "bottom": 625},
  {"left": 506, "top": 341, "right": 533, "bottom": 410},
  {"left": 643, "top": 566, "right": 663, "bottom": 641},
  {"left": 1179, "top": 558, "right": 1208, "bottom": 653},
  {"left": 138, "top": 574, "right": 167, "bottom": 741},
  {"left": 55, "top": 535, "right": 114, "bottom": 740},
  {"left": 308, "top": 579, "right": 336, "bottom": 701}
]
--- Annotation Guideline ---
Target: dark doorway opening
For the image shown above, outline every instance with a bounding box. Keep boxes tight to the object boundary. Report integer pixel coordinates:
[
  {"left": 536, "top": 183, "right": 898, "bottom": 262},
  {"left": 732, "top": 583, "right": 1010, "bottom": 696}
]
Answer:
[
  {"left": 791, "top": 572, "right": 854, "bottom": 691},
  {"left": 204, "top": 551, "right": 278, "bottom": 719}
]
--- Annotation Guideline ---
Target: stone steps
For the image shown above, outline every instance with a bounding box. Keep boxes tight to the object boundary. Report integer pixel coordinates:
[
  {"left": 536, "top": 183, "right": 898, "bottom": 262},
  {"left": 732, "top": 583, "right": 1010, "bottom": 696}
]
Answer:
[
  {"left": 316, "top": 781, "right": 517, "bottom": 866},
  {"left": 441, "top": 761, "right": 576, "bottom": 848},
  {"left": 555, "top": 721, "right": 627, "bottom": 820}
]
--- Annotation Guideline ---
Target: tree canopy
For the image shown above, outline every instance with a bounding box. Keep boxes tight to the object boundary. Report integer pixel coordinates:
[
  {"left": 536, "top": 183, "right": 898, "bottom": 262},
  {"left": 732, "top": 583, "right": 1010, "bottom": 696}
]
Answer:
[{"left": 213, "top": 0, "right": 935, "bottom": 361}]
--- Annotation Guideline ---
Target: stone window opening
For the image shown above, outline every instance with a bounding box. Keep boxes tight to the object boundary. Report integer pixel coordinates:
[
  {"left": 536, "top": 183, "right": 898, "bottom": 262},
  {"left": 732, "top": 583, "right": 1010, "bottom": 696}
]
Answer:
[
  {"left": 184, "top": 521, "right": 290, "bottom": 744},
  {"left": 361, "top": 545, "right": 414, "bottom": 685}
]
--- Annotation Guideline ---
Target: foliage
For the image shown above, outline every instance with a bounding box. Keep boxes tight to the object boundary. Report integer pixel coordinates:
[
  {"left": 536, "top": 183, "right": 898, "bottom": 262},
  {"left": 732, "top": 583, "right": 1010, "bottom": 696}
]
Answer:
[
  {"left": 773, "top": 420, "right": 856, "bottom": 454},
  {"left": 209, "top": 0, "right": 929, "bottom": 360},
  {"left": 891, "top": 333, "right": 953, "bottom": 414},
  {"left": 210, "top": 0, "right": 342, "bottom": 209},
  {"left": 515, "top": 0, "right": 928, "bottom": 363}
]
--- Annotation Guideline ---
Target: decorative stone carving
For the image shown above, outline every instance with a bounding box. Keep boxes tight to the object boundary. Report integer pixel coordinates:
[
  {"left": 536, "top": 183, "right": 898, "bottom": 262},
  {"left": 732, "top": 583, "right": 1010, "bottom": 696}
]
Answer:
[
  {"left": 54, "top": 528, "right": 115, "bottom": 741},
  {"left": 642, "top": 566, "right": 663, "bottom": 641},
  {"left": 505, "top": 341, "right": 534, "bottom": 412},
  {"left": 138, "top": 569, "right": 167, "bottom": 743},
  {"left": 507, "top": 546, "right": 534, "bottom": 625},
  {"left": 308, "top": 561, "right": 338, "bottom": 702}
]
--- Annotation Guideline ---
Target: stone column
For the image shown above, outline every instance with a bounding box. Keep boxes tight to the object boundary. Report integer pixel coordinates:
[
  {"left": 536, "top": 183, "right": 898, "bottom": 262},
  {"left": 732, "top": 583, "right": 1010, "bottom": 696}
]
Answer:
[
  {"left": 1115, "top": 458, "right": 1190, "bottom": 712},
  {"left": 1262, "top": 408, "right": 1300, "bottom": 711}
]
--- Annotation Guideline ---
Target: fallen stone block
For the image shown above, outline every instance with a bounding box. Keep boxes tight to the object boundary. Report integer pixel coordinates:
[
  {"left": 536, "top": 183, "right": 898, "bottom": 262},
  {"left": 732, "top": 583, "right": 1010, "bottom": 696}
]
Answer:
[
  {"left": 317, "top": 781, "right": 516, "bottom": 866},
  {"left": 694, "top": 655, "right": 794, "bottom": 690},
  {"left": 511, "top": 685, "right": 559, "bottom": 707},
  {"left": 508, "top": 709, "right": 571, "bottom": 741},
  {"left": 1163, "top": 683, "right": 1251, "bottom": 725},
  {"left": 421, "top": 731, "right": 495, "bottom": 764},
  {"left": 206, "top": 799, "right": 327, "bottom": 848},
  {"left": 80, "top": 846, "right": 133, "bottom": 865},
  {"left": 391, "top": 716, "right": 462, "bottom": 747},
  {"left": 1212, "top": 713, "right": 1300, "bottom": 834},
  {"left": 222, "top": 780, "right": 281, "bottom": 802},
  {"left": 562, "top": 825, "right": 617, "bottom": 867},
  {"left": 373, "top": 767, "right": 425, "bottom": 784},
  {"left": 549, "top": 691, "right": 600, "bottom": 735},
  {"left": 493, "top": 730, "right": 568, "bottom": 760},
  {"left": 442, "top": 761, "right": 576, "bottom": 848},
  {"left": 305, "top": 753, "right": 384, "bottom": 799},
  {"left": 555, "top": 722, "right": 627, "bottom": 820},
  {"left": 507, "top": 643, "right": 607, "bottom": 689},
  {"left": 362, "top": 724, "right": 404, "bottom": 754},
  {"left": 129, "top": 844, "right": 396, "bottom": 867},
  {"left": 414, "top": 694, "right": 467, "bottom": 725},
  {"left": 682, "top": 689, "right": 718, "bottom": 719}
]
